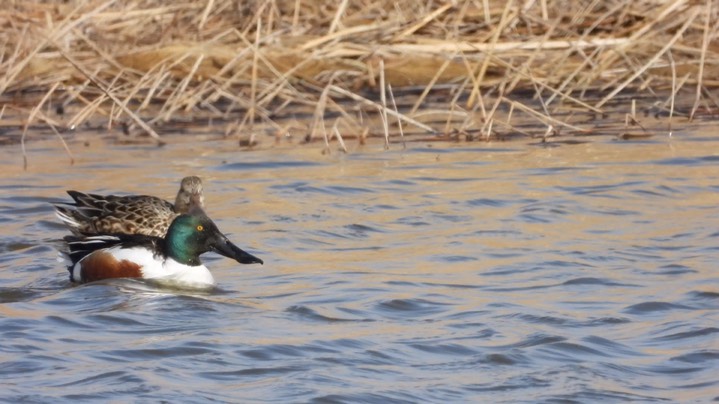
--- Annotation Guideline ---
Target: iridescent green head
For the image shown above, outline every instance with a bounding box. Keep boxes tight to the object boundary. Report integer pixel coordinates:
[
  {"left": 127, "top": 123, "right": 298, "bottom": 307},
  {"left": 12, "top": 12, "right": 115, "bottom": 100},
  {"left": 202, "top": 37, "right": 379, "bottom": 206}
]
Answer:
[{"left": 166, "top": 212, "right": 263, "bottom": 266}]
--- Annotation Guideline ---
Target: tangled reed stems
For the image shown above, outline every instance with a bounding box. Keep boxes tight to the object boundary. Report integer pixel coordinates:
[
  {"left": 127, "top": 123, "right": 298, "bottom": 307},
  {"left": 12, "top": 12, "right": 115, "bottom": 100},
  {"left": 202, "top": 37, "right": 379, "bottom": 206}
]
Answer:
[{"left": 1, "top": 0, "right": 717, "bottom": 155}]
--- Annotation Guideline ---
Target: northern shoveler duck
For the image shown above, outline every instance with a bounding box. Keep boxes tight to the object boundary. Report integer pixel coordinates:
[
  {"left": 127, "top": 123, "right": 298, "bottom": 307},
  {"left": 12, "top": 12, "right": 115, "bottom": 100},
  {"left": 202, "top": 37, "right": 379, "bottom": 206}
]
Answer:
[
  {"left": 55, "top": 176, "right": 204, "bottom": 237},
  {"left": 61, "top": 211, "right": 263, "bottom": 289}
]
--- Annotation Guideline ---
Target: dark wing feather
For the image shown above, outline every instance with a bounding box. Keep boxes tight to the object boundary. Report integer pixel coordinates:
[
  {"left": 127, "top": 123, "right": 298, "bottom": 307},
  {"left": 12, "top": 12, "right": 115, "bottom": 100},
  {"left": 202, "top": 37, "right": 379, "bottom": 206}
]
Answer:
[{"left": 63, "top": 234, "right": 165, "bottom": 265}]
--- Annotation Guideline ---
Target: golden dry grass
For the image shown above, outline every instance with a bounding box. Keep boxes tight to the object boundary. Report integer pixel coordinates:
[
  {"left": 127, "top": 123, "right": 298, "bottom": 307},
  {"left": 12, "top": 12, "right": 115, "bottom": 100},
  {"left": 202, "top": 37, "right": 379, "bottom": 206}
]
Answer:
[{"left": 1, "top": 0, "right": 718, "bottom": 153}]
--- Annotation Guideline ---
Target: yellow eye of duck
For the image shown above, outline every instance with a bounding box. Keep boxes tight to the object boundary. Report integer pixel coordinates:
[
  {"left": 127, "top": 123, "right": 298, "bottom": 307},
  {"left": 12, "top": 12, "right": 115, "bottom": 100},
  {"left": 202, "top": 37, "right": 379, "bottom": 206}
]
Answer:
[{"left": 197, "top": 225, "right": 204, "bottom": 231}]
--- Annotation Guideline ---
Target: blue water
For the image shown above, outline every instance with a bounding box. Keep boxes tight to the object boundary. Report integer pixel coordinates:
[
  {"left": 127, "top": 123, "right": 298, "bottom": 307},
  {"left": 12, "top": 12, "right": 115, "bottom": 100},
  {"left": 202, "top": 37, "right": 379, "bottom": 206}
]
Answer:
[{"left": 0, "top": 134, "right": 717, "bottom": 402}]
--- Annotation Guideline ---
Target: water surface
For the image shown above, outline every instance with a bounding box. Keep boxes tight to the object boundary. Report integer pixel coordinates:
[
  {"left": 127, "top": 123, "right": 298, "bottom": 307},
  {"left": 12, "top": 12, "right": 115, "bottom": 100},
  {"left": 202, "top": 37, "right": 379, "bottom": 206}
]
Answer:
[{"left": 0, "top": 132, "right": 717, "bottom": 402}]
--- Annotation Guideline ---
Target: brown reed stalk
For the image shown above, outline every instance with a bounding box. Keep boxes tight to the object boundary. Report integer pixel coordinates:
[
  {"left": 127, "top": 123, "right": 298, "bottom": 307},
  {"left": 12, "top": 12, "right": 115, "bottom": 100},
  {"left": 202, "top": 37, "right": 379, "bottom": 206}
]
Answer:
[
  {"left": 55, "top": 42, "right": 163, "bottom": 142},
  {"left": 689, "top": 0, "right": 713, "bottom": 120},
  {"left": 387, "top": 84, "right": 405, "bottom": 149},
  {"left": 1, "top": 0, "right": 715, "bottom": 153},
  {"left": 21, "top": 82, "right": 60, "bottom": 169},
  {"left": 332, "top": 119, "right": 348, "bottom": 153}
]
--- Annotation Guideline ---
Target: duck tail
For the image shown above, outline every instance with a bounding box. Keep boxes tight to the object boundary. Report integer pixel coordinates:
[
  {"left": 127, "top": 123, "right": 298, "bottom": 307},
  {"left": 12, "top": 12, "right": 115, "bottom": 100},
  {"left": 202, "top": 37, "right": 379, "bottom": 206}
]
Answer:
[{"left": 54, "top": 206, "right": 87, "bottom": 236}]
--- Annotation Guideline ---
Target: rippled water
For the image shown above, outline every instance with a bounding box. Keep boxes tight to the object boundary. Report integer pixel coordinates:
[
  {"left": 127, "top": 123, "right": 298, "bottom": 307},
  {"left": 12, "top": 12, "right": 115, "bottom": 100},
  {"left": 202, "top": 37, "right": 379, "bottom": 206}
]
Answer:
[{"left": 1, "top": 132, "right": 718, "bottom": 402}]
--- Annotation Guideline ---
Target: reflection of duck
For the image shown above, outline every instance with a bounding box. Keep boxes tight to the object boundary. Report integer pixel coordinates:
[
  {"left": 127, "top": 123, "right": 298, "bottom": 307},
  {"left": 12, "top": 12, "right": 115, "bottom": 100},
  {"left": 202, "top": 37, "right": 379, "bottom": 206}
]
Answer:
[
  {"left": 61, "top": 211, "right": 263, "bottom": 288},
  {"left": 55, "top": 176, "right": 204, "bottom": 237}
]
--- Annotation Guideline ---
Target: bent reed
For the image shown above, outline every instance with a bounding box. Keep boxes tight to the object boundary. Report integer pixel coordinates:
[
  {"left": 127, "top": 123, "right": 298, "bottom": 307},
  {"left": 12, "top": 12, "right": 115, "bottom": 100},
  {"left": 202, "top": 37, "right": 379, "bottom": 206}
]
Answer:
[{"left": 1, "top": 0, "right": 717, "bottom": 154}]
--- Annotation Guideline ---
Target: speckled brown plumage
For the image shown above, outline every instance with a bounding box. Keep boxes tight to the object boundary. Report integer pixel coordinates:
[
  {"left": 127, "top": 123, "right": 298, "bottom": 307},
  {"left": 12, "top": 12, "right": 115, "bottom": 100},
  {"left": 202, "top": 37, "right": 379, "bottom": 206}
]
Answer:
[{"left": 55, "top": 176, "right": 204, "bottom": 237}]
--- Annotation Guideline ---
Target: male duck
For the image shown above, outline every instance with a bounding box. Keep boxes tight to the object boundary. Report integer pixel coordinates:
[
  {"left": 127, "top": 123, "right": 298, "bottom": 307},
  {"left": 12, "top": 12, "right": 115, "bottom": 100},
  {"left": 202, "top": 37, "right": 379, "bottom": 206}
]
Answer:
[
  {"left": 61, "top": 211, "right": 263, "bottom": 289},
  {"left": 55, "top": 176, "right": 204, "bottom": 237}
]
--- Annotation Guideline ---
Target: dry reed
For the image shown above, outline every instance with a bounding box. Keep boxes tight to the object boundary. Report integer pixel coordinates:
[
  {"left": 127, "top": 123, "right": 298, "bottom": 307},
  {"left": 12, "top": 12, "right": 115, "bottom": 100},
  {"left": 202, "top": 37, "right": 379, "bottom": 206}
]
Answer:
[{"left": 0, "top": 0, "right": 717, "bottom": 153}]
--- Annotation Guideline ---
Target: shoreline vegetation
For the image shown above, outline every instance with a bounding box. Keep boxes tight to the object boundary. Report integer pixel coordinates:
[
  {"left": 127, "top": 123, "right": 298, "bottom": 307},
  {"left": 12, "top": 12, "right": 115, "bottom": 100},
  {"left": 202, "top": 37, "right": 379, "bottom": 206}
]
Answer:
[{"left": 0, "top": 0, "right": 717, "bottom": 158}]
